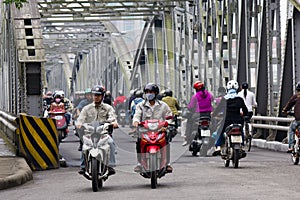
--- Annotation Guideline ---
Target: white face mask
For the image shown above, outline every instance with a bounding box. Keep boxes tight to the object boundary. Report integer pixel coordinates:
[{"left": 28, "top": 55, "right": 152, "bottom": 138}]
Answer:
[{"left": 146, "top": 93, "right": 155, "bottom": 101}]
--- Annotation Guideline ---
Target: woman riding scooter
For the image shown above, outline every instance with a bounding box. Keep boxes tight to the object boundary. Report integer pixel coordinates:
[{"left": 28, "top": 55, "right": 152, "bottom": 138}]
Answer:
[{"left": 212, "top": 80, "right": 248, "bottom": 156}]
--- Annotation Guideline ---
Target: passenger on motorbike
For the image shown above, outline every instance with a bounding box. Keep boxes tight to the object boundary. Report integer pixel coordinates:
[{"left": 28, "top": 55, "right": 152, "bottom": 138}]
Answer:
[
  {"left": 76, "top": 85, "right": 119, "bottom": 176},
  {"left": 282, "top": 81, "right": 300, "bottom": 153},
  {"left": 56, "top": 90, "right": 73, "bottom": 126},
  {"left": 43, "top": 91, "right": 53, "bottom": 106},
  {"left": 182, "top": 81, "right": 214, "bottom": 146},
  {"left": 212, "top": 80, "right": 248, "bottom": 156},
  {"left": 74, "top": 88, "right": 93, "bottom": 151},
  {"left": 237, "top": 82, "right": 257, "bottom": 119},
  {"left": 132, "top": 83, "right": 173, "bottom": 173},
  {"left": 49, "top": 93, "right": 65, "bottom": 112},
  {"left": 162, "top": 89, "right": 181, "bottom": 129}
]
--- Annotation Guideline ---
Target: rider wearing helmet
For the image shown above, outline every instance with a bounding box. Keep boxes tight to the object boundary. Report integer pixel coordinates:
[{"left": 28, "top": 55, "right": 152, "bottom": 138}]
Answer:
[
  {"left": 56, "top": 90, "right": 73, "bottom": 126},
  {"left": 132, "top": 83, "right": 173, "bottom": 173},
  {"left": 103, "top": 90, "right": 114, "bottom": 106},
  {"left": 129, "top": 89, "right": 144, "bottom": 119},
  {"left": 76, "top": 85, "right": 118, "bottom": 176},
  {"left": 212, "top": 80, "right": 248, "bottom": 156},
  {"left": 182, "top": 81, "right": 214, "bottom": 146},
  {"left": 282, "top": 81, "right": 300, "bottom": 152},
  {"left": 74, "top": 88, "right": 94, "bottom": 151},
  {"left": 162, "top": 89, "right": 180, "bottom": 128},
  {"left": 49, "top": 93, "right": 65, "bottom": 112}
]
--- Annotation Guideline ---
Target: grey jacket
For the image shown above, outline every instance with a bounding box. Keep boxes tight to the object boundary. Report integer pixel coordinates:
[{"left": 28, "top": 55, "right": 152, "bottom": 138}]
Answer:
[
  {"left": 132, "top": 100, "right": 173, "bottom": 123},
  {"left": 77, "top": 102, "right": 117, "bottom": 126}
]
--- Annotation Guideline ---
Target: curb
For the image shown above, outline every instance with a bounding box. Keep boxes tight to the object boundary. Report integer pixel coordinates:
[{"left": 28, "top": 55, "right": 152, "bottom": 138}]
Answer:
[
  {"left": 0, "top": 157, "right": 33, "bottom": 190},
  {"left": 252, "top": 139, "right": 288, "bottom": 152}
]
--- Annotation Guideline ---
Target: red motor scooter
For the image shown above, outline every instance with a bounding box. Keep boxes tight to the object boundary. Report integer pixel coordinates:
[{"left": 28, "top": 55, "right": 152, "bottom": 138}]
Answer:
[
  {"left": 137, "top": 117, "right": 172, "bottom": 189},
  {"left": 48, "top": 108, "right": 69, "bottom": 143}
]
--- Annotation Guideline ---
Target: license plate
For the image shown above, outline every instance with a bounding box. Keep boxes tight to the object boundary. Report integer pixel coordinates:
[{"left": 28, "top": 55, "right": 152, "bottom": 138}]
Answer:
[
  {"left": 54, "top": 116, "right": 63, "bottom": 120},
  {"left": 201, "top": 130, "right": 210, "bottom": 137},
  {"left": 231, "top": 135, "right": 242, "bottom": 143},
  {"left": 120, "top": 113, "right": 126, "bottom": 117}
]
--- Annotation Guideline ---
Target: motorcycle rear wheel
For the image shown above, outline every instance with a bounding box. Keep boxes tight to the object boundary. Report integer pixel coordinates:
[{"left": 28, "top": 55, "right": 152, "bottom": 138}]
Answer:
[
  {"left": 233, "top": 149, "right": 239, "bottom": 168},
  {"left": 291, "top": 153, "right": 299, "bottom": 165},
  {"left": 224, "top": 159, "right": 230, "bottom": 167},
  {"left": 150, "top": 153, "right": 157, "bottom": 189}
]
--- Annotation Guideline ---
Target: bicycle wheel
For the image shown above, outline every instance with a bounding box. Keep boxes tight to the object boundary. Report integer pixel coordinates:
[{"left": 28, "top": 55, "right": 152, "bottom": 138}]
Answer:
[{"left": 244, "top": 123, "right": 252, "bottom": 152}]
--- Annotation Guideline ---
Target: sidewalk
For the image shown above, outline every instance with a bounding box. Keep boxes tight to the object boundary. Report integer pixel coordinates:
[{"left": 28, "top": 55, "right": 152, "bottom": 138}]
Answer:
[
  {"left": 0, "top": 135, "right": 289, "bottom": 190},
  {"left": 0, "top": 137, "right": 33, "bottom": 190}
]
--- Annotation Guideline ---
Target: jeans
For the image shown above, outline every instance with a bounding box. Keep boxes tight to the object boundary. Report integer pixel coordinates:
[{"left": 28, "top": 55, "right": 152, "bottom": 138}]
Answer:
[
  {"left": 64, "top": 112, "right": 71, "bottom": 125},
  {"left": 288, "top": 120, "right": 300, "bottom": 148},
  {"left": 80, "top": 135, "right": 116, "bottom": 169}
]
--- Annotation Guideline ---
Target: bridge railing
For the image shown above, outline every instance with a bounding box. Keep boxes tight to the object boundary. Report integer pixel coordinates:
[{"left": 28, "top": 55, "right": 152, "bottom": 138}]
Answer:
[{"left": 0, "top": 110, "right": 18, "bottom": 152}]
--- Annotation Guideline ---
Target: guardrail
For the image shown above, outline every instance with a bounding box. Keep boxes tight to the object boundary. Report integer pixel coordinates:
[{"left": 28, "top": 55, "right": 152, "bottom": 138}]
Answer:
[
  {"left": 251, "top": 115, "right": 293, "bottom": 131},
  {"left": 0, "top": 110, "right": 18, "bottom": 152}
]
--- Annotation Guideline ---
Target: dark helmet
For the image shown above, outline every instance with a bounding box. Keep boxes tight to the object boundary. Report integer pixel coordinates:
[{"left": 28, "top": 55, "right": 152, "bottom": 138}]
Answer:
[
  {"left": 54, "top": 93, "right": 62, "bottom": 99},
  {"left": 296, "top": 82, "right": 300, "bottom": 91},
  {"left": 134, "top": 90, "right": 143, "bottom": 98},
  {"left": 144, "top": 83, "right": 159, "bottom": 95},
  {"left": 242, "top": 82, "right": 249, "bottom": 89},
  {"left": 92, "top": 85, "right": 105, "bottom": 95},
  {"left": 193, "top": 81, "right": 204, "bottom": 91},
  {"left": 217, "top": 86, "right": 226, "bottom": 94},
  {"left": 164, "top": 89, "right": 173, "bottom": 97}
]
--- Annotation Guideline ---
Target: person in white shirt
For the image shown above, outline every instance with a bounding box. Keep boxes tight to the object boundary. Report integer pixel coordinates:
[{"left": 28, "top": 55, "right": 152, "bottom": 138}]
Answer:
[{"left": 238, "top": 82, "right": 257, "bottom": 119}]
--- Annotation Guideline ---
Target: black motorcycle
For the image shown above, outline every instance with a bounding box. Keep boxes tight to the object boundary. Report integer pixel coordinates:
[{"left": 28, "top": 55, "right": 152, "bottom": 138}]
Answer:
[
  {"left": 189, "top": 116, "right": 212, "bottom": 156},
  {"left": 221, "top": 124, "right": 246, "bottom": 168}
]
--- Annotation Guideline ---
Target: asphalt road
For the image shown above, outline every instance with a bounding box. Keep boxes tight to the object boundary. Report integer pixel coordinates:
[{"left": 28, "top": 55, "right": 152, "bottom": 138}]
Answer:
[{"left": 1, "top": 126, "right": 299, "bottom": 200}]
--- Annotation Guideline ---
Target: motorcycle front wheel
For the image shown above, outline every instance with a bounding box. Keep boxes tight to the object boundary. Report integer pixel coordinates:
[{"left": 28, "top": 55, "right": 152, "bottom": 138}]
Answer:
[
  {"left": 91, "top": 157, "right": 100, "bottom": 192},
  {"left": 149, "top": 153, "right": 157, "bottom": 189}
]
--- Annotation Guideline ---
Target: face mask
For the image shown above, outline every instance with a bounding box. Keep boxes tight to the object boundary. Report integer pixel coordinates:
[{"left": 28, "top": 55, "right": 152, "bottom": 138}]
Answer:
[
  {"left": 146, "top": 93, "right": 155, "bottom": 101},
  {"left": 55, "top": 98, "right": 60, "bottom": 103}
]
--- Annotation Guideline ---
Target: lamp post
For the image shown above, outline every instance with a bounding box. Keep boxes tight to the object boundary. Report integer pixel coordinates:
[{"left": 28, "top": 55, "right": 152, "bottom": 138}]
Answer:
[{"left": 58, "top": 60, "right": 65, "bottom": 90}]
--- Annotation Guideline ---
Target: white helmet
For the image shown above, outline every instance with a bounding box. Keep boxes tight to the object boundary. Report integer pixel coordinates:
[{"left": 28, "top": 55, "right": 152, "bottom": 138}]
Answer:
[
  {"left": 226, "top": 80, "right": 239, "bottom": 90},
  {"left": 56, "top": 90, "right": 65, "bottom": 97}
]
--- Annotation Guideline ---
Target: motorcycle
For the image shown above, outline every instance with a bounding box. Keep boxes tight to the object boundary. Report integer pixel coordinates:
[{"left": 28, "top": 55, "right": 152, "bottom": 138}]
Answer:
[
  {"left": 43, "top": 100, "right": 50, "bottom": 118},
  {"left": 117, "top": 108, "right": 127, "bottom": 127},
  {"left": 79, "top": 121, "right": 112, "bottom": 192},
  {"left": 48, "top": 108, "right": 69, "bottom": 142},
  {"left": 116, "top": 102, "right": 127, "bottom": 127},
  {"left": 166, "top": 117, "right": 177, "bottom": 142},
  {"left": 137, "top": 117, "right": 172, "bottom": 189},
  {"left": 286, "top": 111, "right": 300, "bottom": 165},
  {"left": 221, "top": 124, "right": 246, "bottom": 168},
  {"left": 189, "top": 116, "right": 212, "bottom": 156}
]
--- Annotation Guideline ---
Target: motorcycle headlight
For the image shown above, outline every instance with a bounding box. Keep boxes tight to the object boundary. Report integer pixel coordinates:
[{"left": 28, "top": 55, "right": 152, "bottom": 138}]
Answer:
[{"left": 148, "top": 122, "right": 158, "bottom": 131}]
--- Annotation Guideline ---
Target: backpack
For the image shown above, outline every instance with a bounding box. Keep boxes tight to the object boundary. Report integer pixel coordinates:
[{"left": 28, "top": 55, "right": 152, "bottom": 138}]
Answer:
[{"left": 131, "top": 97, "right": 144, "bottom": 117}]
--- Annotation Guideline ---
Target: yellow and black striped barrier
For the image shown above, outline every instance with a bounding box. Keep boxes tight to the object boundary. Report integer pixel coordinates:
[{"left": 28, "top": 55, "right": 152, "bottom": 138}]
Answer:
[{"left": 18, "top": 114, "right": 59, "bottom": 170}]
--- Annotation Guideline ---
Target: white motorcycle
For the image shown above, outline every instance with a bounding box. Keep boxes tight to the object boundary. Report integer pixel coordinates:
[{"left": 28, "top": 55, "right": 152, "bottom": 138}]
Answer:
[{"left": 79, "top": 121, "right": 112, "bottom": 192}]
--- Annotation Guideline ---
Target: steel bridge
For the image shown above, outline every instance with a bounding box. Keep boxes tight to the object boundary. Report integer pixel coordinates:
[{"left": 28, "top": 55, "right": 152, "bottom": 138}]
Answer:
[{"left": 1, "top": 0, "right": 300, "bottom": 141}]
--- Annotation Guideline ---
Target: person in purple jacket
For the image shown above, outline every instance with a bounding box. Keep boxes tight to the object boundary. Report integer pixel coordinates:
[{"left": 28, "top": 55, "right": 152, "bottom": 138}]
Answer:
[{"left": 182, "top": 81, "right": 214, "bottom": 146}]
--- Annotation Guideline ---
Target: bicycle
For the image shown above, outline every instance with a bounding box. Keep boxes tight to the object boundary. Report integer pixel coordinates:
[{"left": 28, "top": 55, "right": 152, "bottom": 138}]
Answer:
[{"left": 243, "top": 116, "right": 252, "bottom": 152}]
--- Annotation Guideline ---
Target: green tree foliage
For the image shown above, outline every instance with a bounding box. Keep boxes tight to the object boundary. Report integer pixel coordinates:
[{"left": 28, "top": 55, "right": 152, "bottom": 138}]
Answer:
[{"left": 3, "top": 0, "right": 28, "bottom": 9}]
